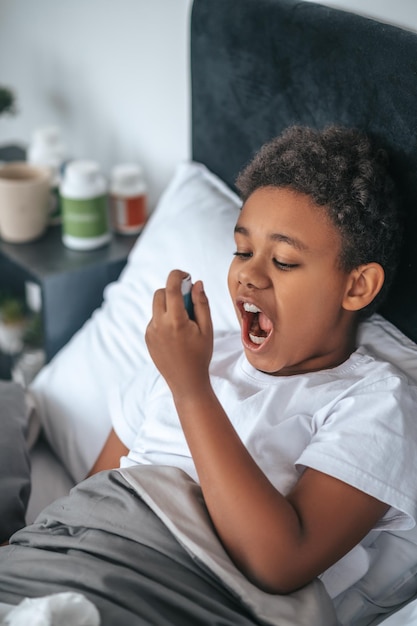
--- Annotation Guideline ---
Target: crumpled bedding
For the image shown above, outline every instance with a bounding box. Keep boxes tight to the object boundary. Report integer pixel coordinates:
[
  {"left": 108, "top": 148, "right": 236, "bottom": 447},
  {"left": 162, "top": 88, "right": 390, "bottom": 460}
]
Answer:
[
  {"left": 0, "top": 466, "right": 337, "bottom": 626},
  {"left": 120, "top": 464, "right": 338, "bottom": 626},
  {"left": 0, "top": 381, "right": 32, "bottom": 544}
]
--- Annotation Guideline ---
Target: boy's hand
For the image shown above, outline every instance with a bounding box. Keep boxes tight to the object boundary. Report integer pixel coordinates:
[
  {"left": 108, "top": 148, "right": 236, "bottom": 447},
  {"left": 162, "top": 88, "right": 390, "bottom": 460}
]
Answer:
[{"left": 145, "top": 270, "right": 213, "bottom": 397}]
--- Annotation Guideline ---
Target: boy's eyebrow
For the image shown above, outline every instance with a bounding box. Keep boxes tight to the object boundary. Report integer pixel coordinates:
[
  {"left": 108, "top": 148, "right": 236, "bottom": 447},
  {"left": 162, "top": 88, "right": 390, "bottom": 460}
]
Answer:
[
  {"left": 270, "top": 232, "right": 309, "bottom": 251},
  {"left": 234, "top": 225, "right": 309, "bottom": 252}
]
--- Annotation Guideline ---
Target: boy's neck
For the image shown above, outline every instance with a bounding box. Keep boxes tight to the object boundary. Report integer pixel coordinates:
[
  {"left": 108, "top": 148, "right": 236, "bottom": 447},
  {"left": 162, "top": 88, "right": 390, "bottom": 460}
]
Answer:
[{"left": 268, "top": 319, "right": 360, "bottom": 377}]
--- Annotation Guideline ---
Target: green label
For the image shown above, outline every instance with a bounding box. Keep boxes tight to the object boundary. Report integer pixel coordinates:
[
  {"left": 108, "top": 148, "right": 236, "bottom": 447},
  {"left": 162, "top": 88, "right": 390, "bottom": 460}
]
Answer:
[{"left": 61, "top": 195, "right": 109, "bottom": 238}]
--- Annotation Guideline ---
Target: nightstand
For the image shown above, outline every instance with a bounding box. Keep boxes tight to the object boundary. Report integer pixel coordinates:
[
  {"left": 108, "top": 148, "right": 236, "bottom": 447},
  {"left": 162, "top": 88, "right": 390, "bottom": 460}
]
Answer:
[{"left": 0, "top": 225, "right": 137, "bottom": 363}]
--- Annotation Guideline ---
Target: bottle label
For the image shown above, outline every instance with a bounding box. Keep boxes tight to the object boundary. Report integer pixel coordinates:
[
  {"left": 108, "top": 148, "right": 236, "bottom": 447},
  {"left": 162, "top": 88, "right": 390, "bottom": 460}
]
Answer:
[
  {"left": 110, "top": 194, "right": 147, "bottom": 234},
  {"left": 61, "top": 195, "right": 109, "bottom": 238}
]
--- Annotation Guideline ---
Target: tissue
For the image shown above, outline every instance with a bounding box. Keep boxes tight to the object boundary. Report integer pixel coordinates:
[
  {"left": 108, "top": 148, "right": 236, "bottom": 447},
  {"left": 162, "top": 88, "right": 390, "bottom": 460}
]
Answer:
[{"left": 3, "top": 592, "right": 100, "bottom": 626}]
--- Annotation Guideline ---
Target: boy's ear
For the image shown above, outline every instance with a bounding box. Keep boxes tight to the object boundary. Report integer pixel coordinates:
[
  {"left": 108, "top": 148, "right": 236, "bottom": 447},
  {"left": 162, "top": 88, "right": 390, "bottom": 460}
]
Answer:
[{"left": 343, "top": 263, "right": 385, "bottom": 312}]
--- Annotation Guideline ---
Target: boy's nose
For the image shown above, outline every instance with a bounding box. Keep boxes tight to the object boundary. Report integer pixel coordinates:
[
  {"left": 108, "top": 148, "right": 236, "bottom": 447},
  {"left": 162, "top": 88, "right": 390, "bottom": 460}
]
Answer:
[{"left": 238, "top": 261, "right": 270, "bottom": 289}]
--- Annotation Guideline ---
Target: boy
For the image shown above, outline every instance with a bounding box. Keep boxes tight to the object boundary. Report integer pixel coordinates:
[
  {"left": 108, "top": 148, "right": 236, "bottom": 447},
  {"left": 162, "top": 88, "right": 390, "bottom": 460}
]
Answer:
[{"left": 1, "top": 126, "right": 417, "bottom": 624}]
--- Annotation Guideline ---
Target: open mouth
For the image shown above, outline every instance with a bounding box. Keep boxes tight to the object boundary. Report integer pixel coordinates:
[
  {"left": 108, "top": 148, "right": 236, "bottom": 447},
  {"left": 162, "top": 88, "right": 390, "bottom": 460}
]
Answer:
[{"left": 241, "top": 302, "right": 273, "bottom": 346}]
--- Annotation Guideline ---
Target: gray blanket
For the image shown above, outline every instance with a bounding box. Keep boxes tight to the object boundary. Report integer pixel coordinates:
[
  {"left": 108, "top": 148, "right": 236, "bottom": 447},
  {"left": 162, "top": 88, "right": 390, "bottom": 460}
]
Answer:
[
  {"left": 0, "top": 381, "right": 31, "bottom": 544},
  {"left": 0, "top": 467, "right": 337, "bottom": 625}
]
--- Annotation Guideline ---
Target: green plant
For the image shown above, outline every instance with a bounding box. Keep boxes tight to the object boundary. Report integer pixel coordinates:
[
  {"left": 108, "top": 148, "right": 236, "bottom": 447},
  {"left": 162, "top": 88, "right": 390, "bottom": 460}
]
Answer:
[
  {"left": 23, "top": 313, "right": 44, "bottom": 347},
  {"left": 0, "top": 87, "right": 17, "bottom": 117},
  {"left": 0, "top": 296, "right": 26, "bottom": 324}
]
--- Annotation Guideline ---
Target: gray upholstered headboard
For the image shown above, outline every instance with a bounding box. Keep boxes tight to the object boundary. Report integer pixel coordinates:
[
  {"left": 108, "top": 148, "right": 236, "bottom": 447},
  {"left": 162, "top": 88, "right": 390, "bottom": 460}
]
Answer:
[{"left": 190, "top": 0, "right": 417, "bottom": 344}]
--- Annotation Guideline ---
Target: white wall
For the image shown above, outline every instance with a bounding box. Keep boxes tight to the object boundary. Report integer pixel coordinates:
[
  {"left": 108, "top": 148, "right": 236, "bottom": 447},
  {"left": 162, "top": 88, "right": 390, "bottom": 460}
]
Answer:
[
  {"left": 0, "top": 0, "right": 193, "bottom": 210},
  {"left": 0, "top": 0, "right": 416, "bottom": 209}
]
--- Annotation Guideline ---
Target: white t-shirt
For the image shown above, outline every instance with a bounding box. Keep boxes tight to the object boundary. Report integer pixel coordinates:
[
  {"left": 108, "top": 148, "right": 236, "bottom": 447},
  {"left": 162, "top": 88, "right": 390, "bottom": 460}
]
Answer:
[{"left": 109, "top": 332, "right": 417, "bottom": 599}]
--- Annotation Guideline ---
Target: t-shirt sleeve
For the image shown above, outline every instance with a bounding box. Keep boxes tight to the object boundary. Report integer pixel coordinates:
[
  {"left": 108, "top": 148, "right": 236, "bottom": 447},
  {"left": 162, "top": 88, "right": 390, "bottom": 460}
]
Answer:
[
  {"left": 108, "top": 362, "right": 160, "bottom": 450},
  {"left": 297, "top": 374, "right": 417, "bottom": 530}
]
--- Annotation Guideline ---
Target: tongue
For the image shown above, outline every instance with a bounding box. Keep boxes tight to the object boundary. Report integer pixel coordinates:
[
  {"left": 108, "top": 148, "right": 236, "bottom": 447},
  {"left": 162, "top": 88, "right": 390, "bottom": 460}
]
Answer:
[
  {"left": 258, "top": 311, "right": 273, "bottom": 333},
  {"left": 249, "top": 312, "right": 272, "bottom": 338}
]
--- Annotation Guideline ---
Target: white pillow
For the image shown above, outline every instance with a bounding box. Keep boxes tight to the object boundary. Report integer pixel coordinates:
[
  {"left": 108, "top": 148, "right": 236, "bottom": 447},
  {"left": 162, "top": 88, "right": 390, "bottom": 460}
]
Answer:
[
  {"left": 30, "top": 161, "right": 241, "bottom": 482},
  {"left": 377, "top": 596, "right": 417, "bottom": 626}
]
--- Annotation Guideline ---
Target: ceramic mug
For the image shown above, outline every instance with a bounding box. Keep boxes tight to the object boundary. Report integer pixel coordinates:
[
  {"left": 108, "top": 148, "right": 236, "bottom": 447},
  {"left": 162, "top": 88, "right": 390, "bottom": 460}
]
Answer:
[{"left": 0, "top": 162, "right": 51, "bottom": 243}]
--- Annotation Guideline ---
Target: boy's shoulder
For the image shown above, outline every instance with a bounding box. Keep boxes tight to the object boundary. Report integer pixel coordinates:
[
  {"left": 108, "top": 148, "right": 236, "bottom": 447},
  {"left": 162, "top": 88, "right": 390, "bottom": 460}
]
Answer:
[
  {"left": 357, "top": 314, "right": 417, "bottom": 387},
  {"left": 353, "top": 345, "right": 417, "bottom": 390},
  {"left": 318, "top": 346, "right": 416, "bottom": 405}
]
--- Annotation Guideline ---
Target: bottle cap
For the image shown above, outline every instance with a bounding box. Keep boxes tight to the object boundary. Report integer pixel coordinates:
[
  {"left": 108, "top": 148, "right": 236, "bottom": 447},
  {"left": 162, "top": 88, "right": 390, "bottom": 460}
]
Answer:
[
  {"left": 61, "top": 160, "right": 106, "bottom": 198},
  {"left": 31, "top": 126, "right": 62, "bottom": 148},
  {"left": 28, "top": 126, "right": 66, "bottom": 172},
  {"left": 111, "top": 163, "right": 146, "bottom": 196}
]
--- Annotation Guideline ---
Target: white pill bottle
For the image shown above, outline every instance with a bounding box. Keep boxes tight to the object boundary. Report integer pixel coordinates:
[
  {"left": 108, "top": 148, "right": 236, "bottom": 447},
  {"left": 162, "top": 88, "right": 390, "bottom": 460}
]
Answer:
[
  {"left": 27, "top": 126, "right": 67, "bottom": 224},
  {"left": 60, "top": 160, "right": 111, "bottom": 250}
]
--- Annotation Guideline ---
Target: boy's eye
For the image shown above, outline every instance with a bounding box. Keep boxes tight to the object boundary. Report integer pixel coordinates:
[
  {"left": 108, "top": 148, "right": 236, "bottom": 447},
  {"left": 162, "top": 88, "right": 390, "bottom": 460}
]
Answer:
[
  {"left": 273, "top": 259, "right": 298, "bottom": 271},
  {"left": 233, "top": 252, "right": 298, "bottom": 270},
  {"left": 233, "top": 251, "right": 252, "bottom": 259}
]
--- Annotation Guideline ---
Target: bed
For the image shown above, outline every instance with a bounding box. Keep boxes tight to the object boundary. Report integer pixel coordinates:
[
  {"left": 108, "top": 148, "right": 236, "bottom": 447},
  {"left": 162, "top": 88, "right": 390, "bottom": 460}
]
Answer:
[{"left": 1, "top": 0, "right": 417, "bottom": 624}]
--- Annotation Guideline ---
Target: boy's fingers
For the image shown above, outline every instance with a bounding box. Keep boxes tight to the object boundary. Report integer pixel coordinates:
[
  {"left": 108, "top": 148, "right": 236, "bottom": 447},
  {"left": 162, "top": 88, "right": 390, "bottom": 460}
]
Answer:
[
  {"left": 165, "top": 269, "right": 190, "bottom": 315},
  {"left": 166, "top": 268, "right": 189, "bottom": 290},
  {"left": 151, "top": 287, "right": 166, "bottom": 315},
  {"left": 192, "top": 281, "right": 213, "bottom": 335}
]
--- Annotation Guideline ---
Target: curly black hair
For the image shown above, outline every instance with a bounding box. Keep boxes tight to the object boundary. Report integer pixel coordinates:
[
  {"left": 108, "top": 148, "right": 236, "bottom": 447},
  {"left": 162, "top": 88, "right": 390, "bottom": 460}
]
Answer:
[{"left": 235, "top": 125, "right": 402, "bottom": 314}]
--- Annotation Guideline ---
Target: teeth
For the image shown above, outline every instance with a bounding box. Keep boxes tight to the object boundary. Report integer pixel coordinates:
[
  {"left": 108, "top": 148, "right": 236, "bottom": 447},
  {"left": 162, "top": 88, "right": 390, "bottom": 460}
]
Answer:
[
  {"left": 243, "top": 302, "right": 261, "bottom": 313},
  {"left": 249, "top": 334, "right": 266, "bottom": 345}
]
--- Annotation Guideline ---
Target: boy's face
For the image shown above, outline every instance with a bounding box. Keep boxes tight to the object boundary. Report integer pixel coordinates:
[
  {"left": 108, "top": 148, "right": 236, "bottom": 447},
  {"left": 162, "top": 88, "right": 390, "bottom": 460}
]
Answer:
[{"left": 228, "top": 186, "right": 357, "bottom": 376}]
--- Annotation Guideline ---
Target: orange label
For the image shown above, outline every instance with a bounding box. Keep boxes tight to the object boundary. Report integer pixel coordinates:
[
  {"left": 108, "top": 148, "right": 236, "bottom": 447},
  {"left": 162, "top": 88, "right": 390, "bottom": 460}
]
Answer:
[{"left": 110, "top": 194, "right": 147, "bottom": 234}]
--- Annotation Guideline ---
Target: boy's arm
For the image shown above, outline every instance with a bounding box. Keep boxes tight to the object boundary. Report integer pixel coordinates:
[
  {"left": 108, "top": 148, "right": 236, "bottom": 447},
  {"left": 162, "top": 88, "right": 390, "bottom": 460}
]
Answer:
[
  {"left": 87, "top": 428, "right": 128, "bottom": 477},
  {"left": 173, "top": 387, "right": 388, "bottom": 593},
  {"left": 146, "top": 270, "right": 389, "bottom": 594}
]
